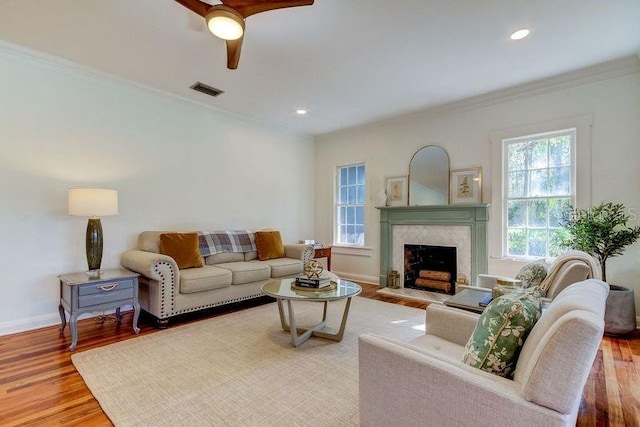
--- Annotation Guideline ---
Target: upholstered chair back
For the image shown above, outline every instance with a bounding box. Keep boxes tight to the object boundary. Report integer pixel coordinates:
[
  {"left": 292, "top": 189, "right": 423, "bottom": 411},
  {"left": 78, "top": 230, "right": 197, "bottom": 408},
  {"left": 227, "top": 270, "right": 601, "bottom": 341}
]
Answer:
[{"left": 513, "top": 279, "right": 608, "bottom": 415}]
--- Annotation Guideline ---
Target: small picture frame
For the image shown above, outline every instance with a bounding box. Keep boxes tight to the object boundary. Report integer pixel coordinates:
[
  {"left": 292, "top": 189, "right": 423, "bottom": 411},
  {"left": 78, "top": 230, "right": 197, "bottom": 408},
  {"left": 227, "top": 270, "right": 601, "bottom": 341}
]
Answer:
[
  {"left": 386, "top": 176, "right": 408, "bottom": 206},
  {"left": 450, "top": 167, "right": 482, "bottom": 204}
]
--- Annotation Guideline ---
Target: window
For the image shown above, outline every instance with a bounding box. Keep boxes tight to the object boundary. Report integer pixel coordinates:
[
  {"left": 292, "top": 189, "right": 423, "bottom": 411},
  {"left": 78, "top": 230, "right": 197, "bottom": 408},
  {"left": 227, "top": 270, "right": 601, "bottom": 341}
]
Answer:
[
  {"left": 503, "top": 129, "right": 575, "bottom": 258},
  {"left": 336, "top": 163, "right": 365, "bottom": 245}
]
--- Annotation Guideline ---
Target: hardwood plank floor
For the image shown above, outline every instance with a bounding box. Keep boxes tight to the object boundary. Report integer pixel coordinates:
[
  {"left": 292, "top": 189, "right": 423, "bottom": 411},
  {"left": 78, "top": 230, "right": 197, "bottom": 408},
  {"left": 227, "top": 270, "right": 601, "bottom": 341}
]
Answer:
[{"left": 0, "top": 283, "right": 638, "bottom": 426}]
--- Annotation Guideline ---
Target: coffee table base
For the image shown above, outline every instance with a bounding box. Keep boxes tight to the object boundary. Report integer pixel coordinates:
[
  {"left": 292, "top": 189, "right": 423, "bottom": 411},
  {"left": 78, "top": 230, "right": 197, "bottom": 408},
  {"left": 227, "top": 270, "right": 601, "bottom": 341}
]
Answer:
[{"left": 275, "top": 297, "right": 354, "bottom": 347}]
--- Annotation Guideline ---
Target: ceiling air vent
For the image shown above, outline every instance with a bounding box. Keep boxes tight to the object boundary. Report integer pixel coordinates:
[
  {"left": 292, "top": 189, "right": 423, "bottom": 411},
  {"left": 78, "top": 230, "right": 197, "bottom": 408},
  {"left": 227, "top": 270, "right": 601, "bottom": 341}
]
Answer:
[{"left": 190, "top": 82, "right": 225, "bottom": 97}]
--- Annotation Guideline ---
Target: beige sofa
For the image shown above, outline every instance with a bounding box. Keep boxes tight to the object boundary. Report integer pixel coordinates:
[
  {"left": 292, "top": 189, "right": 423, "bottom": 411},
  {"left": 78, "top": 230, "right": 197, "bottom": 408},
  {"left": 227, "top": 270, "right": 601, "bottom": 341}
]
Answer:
[
  {"left": 359, "top": 279, "right": 608, "bottom": 426},
  {"left": 121, "top": 231, "right": 314, "bottom": 327}
]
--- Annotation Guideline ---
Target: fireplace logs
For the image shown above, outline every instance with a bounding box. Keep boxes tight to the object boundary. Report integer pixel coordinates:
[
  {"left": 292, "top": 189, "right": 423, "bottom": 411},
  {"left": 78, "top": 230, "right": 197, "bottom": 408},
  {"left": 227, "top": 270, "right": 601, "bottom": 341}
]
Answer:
[{"left": 415, "top": 270, "right": 452, "bottom": 293}]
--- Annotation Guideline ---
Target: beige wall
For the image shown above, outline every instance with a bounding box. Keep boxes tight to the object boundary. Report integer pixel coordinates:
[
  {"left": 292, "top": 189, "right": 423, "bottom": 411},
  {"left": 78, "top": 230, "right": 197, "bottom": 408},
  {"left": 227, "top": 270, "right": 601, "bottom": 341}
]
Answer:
[
  {"left": 0, "top": 44, "right": 314, "bottom": 334},
  {"left": 315, "top": 60, "right": 640, "bottom": 314}
]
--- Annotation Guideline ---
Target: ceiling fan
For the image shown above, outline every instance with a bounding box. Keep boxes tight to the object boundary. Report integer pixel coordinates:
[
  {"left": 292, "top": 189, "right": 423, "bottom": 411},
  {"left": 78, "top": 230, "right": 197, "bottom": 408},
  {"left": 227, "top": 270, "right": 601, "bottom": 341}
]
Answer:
[{"left": 174, "top": 0, "right": 314, "bottom": 70}]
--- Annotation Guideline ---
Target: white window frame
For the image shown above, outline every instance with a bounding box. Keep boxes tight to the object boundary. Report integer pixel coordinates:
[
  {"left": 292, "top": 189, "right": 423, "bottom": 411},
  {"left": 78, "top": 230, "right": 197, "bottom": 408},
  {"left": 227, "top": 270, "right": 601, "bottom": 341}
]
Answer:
[
  {"left": 335, "top": 162, "right": 366, "bottom": 247},
  {"left": 502, "top": 128, "right": 576, "bottom": 259},
  {"left": 489, "top": 114, "right": 593, "bottom": 261}
]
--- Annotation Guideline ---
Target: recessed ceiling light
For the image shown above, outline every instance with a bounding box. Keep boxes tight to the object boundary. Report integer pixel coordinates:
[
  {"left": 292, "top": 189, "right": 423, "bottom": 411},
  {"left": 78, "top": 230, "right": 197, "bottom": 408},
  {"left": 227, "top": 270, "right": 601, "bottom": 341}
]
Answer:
[
  {"left": 510, "top": 29, "right": 530, "bottom": 40},
  {"left": 296, "top": 109, "right": 308, "bottom": 115}
]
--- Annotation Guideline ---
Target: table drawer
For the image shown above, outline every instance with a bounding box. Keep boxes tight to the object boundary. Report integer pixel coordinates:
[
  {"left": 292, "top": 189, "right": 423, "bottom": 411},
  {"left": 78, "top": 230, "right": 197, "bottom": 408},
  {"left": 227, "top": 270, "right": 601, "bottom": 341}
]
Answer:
[
  {"left": 79, "top": 278, "right": 134, "bottom": 296},
  {"left": 314, "top": 247, "right": 331, "bottom": 257},
  {"left": 79, "top": 287, "right": 134, "bottom": 308}
]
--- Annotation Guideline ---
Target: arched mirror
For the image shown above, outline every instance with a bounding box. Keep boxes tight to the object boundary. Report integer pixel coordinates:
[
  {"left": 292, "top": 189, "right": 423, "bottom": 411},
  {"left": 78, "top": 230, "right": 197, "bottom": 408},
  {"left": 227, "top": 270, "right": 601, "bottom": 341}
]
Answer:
[{"left": 408, "top": 145, "right": 450, "bottom": 205}]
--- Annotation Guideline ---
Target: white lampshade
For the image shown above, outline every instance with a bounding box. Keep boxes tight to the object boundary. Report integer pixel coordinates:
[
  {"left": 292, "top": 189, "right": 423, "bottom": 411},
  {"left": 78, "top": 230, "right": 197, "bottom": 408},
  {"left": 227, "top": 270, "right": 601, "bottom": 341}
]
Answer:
[
  {"left": 68, "top": 188, "right": 118, "bottom": 217},
  {"left": 206, "top": 6, "right": 244, "bottom": 40}
]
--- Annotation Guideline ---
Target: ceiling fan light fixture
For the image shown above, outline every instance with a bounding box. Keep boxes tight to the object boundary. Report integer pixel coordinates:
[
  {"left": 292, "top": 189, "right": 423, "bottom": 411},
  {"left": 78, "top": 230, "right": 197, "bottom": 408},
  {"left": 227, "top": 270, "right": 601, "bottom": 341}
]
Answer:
[{"left": 206, "top": 5, "right": 245, "bottom": 41}]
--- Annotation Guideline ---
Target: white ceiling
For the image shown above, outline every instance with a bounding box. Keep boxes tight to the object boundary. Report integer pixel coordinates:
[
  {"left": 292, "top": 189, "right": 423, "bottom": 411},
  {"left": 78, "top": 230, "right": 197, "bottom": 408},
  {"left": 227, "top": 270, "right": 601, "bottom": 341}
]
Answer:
[{"left": 0, "top": 0, "right": 639, "bottom": 136}]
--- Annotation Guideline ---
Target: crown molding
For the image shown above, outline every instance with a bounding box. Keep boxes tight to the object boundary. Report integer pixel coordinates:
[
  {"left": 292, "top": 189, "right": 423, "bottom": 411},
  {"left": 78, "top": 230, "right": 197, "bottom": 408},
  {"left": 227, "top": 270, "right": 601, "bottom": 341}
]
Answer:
[
  {"left": 429, "top": 55, "right": 640, "bottom": 116},
  {"left": 322, "top": 55, "right": 640, "bottom": 138},
  {"left": 0, "top": 40, "right": 310, "bottom": 139}
]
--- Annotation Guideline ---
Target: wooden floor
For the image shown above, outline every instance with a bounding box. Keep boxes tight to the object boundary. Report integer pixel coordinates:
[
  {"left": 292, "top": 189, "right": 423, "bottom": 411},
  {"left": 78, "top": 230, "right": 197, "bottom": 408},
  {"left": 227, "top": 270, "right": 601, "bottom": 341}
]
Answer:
[{"left": 0, "top": 283, "right": 638, "bottom": 426}]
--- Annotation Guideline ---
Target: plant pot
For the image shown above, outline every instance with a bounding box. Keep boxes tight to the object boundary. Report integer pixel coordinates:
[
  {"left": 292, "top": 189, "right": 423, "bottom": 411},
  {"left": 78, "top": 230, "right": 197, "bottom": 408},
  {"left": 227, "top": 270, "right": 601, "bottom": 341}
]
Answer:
[{"left": 604, "top": 285, "right": 637, "bottom": 335}]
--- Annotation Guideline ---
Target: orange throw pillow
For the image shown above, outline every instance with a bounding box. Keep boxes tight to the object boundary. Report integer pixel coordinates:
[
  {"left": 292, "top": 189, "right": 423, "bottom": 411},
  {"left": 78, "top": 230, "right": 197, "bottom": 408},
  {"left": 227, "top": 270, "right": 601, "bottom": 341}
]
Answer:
[
  {"left": 159, "top": 232, "right": 203, "bottom": 269},
  {"left": 255, "top": 231, "right": 285, "bottom": 261}
]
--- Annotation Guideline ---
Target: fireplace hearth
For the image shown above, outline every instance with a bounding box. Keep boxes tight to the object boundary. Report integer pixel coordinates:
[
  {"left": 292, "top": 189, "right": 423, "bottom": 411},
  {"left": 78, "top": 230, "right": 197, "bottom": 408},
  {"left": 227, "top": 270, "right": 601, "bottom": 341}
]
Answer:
[{"left": 404, "top": 245, "right": 457, "bottom": 295}]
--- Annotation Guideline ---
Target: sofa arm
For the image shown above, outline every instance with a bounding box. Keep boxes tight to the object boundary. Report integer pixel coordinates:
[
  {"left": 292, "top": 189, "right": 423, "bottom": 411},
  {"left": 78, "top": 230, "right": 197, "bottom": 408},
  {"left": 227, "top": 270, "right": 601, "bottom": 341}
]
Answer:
[
  {"left": 358, "top": 334, "right": 569, "bottom": 426},
  {"left": 284, "top": 244, "right": 314, "bottom": 264},
  {"left": 121, "top": 250, "right": 179, "bottom": 282},
  {"left": 425, "top": 303, "right": 479, "bottom": 346}
]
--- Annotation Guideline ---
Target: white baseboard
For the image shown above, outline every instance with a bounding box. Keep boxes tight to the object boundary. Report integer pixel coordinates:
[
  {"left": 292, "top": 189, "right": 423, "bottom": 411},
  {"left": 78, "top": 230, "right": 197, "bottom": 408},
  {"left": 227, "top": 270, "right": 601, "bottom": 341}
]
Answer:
[
  {"left": 332, "top": 271, "right": 380, "bottom": 285},
  {"left": 0, "top": 313, "right": 62, "bottom": 336},
  {"left": 0, "top": 307, "right": 131, "bottom": 337}
]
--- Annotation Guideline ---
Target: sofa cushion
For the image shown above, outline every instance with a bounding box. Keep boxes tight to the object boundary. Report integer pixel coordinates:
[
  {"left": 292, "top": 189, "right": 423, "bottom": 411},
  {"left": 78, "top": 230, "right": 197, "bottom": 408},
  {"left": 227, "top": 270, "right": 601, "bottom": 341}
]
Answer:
[
  {"left": 252, "top": 258, "right": 303, "bottom": 278},
  {"left": 409, "top": 334, "right": 466, "bottom": 360},
  {"left": 215, "top": 261, "right": 271, "bottom": 285},
  {"left": 205, "top": 252, "right": 245, "bottom": 265},
  {"left": 159, "top": 232, "right": 203, "bottom": 269},
  {"left": 244, "top": 250, "right": 258, "bottom": 261},
  {"left": 180, "top": 265, "right": 232, "bottom": 294},
  {"left": 138, "top": 231, "right": 166, "bottom": 253},
  {"left": 462, "top": 287, "right": 542, "bottom": 378},
  {"left": 515, "top": 261, "right": 549, "bottom": 288},
  {"left": 255, "top": 231, "right": 285, "bottom": 261}
]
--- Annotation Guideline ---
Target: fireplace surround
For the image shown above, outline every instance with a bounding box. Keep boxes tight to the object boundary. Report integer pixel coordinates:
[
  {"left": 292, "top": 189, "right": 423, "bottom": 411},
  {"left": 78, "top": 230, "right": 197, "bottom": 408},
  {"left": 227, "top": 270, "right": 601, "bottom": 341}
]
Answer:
[{"left": 378, "top": 204, "right": 489, "bottom": 291}]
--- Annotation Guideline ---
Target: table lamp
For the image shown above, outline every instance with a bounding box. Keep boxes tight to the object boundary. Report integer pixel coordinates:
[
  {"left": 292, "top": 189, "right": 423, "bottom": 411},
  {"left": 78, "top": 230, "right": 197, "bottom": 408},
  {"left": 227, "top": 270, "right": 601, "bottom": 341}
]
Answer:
[{"left": 68, "top": 188, "right": 118, "bottom": 277}]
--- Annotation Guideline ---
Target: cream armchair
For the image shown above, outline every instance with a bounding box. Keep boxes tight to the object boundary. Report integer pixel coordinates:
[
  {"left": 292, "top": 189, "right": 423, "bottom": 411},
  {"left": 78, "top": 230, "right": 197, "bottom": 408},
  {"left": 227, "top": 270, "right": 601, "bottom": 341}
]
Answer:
[
  {"left": 475, "top": 250, "right": 601, "bottom": 299},
  {"left": 359, "top": 279, "right": 609, "bottom": 427}
]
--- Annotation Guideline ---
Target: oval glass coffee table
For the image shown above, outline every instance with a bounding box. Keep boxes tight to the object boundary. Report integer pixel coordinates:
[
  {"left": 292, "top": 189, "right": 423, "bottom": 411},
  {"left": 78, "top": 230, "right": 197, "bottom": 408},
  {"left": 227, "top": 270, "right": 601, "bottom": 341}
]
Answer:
[{"left": 262, "top": 278, "right": 362, "bottom": 347}]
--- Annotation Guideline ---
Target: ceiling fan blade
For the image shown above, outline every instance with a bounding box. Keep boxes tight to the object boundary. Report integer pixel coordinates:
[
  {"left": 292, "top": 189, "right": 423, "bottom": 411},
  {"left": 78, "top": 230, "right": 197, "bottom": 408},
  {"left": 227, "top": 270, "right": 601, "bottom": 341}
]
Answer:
[
  {"left": 173, "top": 0, "right": 214, "bottom": 17},
  {"left": 221, "top": 0, "right": 313, "bottom": 18},
  {"left": 226, "top": 36, "right": 244, "bottom": 69}
]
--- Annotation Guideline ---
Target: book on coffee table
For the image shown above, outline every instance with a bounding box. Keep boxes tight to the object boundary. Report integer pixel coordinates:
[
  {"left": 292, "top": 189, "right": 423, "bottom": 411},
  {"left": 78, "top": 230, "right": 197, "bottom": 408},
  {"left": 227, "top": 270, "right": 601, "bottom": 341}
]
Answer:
[{"left": 294, "top": 276, "right": 331, "bottom": 288}]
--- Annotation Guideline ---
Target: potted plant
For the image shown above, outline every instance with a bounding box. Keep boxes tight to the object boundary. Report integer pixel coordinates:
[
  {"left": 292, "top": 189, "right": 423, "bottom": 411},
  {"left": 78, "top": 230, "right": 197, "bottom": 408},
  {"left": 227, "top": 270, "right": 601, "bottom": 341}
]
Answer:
[{"left": 562, "top": 202, "right": 640, "bottom": 334}]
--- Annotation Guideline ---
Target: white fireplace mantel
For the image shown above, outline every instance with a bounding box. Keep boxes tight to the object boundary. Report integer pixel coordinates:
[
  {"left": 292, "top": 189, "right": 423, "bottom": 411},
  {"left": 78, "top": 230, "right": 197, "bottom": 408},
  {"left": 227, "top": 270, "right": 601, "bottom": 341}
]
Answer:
[{"left": 377, "top": 204, "right": 490, "bottom": 287}]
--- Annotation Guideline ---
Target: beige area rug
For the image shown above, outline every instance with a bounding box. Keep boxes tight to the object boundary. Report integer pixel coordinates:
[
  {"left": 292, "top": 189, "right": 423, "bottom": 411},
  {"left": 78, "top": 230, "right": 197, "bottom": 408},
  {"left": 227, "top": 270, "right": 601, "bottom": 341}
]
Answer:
[{"left": 72, "top": 297, "right": 425, "bottom": 426}]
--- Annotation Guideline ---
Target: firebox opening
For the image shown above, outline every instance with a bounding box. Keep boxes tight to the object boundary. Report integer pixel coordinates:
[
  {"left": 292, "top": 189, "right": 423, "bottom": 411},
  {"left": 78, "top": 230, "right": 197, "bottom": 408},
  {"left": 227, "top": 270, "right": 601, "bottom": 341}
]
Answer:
[{"left": 404, "top": 244, "right": 457, "bottom": 295}]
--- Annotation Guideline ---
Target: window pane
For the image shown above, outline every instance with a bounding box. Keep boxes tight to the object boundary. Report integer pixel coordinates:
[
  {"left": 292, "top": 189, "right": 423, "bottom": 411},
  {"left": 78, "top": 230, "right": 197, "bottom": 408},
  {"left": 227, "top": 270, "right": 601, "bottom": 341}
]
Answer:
[
  {"left": 348, "top": 186, "right": 356, "bottom": 203},
  {"left": 549, "top": 229, "right": 569, "bottom": 257},
  {"left": 527, "top": 200, "right": 547, "bottom": 228},
  {"left": 347, "top": 206, "right": 355, "bottom": 224},
  {"left": 348, "top": 225, "right": 356, "bottom": 244},
  {"left": 356, "top": 206, "right": 364, "bottom": 225},
  {"left": 548, "top": 198, "right": 570, "bottom": 227},
  {"left": 507, "top": 229, "right": 526, "bottom": 256},
  {"left": 340, "top": 187, "right": 348, "bottom": 204},
  {"left": 549, "top": 136, "right": 570, "bottom": 167},
  {"left": 528, "top": 169, "right": 548, "bottom": 197},
  {"left": 357, "top": 165, "right": 365, "bottom": 185},
  {"left": 528, "top": 229, "right": 547, "bottom": 257},
  {"left": 348, "top": 167, "right": 356, "bottom": 185},
  {"left": 508, "top": 142, "right": 527, "bottom": 171},
  {"left": 355, "top": 225, "right": 364, "bottom": 245},
  {"left": 529, "top": 139, "right": 548, "bottom": 169},
  {"left": 549, "top": 166, "right": 570, "bottom": 196},
  {"left": 508, "top": 171, "right": 526, "bottom": 197},
  {"left": 340, "top": 168, "right": 348, "bottom": 185},
  {"left": 508, "top": 200, "right": 526, "bottom": 227},
  {"left": 339, "top": 225, "right": 347, "bottom": 243},
  {"left": 339, "top": 206, "right": 346, "bottom": 225},
  {"left": 357, "top": 185, "right": 365, "bottom": 204}
]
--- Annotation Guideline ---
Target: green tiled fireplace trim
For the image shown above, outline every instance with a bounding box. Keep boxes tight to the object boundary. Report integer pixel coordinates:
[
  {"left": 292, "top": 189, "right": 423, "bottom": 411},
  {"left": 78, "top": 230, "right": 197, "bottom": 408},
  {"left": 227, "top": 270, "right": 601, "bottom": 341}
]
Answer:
[{"left": 378, "top": 204, "right": 490, "bottom": 287}]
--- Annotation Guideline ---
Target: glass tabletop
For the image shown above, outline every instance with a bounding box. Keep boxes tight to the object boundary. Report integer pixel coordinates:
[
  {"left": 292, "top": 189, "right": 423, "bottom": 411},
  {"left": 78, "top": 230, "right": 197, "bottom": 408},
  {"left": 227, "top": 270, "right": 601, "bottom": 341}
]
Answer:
[{"left": 262, "top": 278, "right": 362, "bottom": 302}]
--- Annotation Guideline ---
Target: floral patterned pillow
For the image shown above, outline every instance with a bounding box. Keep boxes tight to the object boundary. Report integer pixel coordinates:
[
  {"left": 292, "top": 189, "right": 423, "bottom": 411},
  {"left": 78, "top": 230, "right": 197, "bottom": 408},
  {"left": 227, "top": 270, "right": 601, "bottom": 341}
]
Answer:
[
  {"left": 462, "top": 287, "right": 542, "bottom": 378},
  {"left": 515, "top": 262, "right": 549, "bottom": 288}
]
